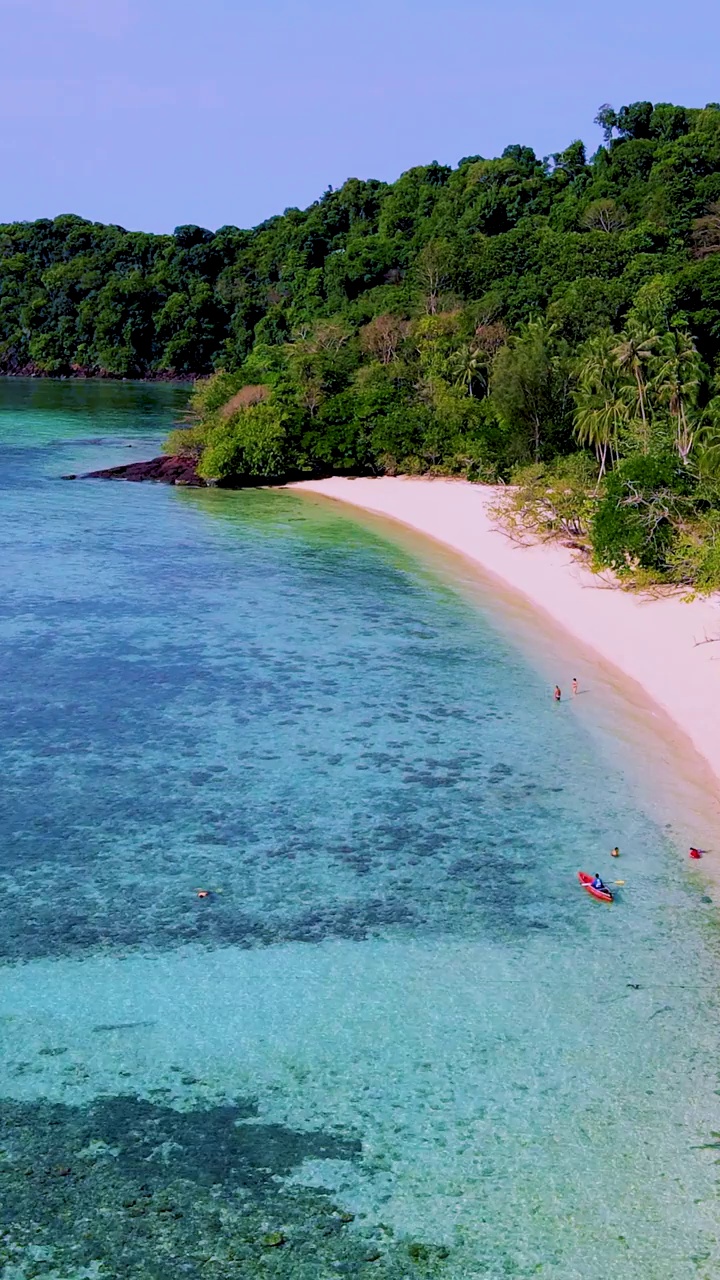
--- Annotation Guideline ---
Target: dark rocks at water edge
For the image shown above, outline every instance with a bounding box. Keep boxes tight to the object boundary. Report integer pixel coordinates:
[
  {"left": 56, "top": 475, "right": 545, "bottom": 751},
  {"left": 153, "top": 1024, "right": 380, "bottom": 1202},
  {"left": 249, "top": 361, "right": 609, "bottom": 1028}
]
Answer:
[
  {"left": 0, "top": 356, "right": 196, "bottom": 380},
  {"left": 64, "top": 453, "right": 206, "bottom": 486}
]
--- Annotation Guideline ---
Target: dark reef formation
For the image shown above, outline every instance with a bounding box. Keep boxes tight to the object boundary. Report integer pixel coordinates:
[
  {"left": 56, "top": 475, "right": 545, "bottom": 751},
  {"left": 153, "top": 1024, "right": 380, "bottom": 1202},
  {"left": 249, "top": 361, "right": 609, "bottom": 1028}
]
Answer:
[{"left": 0, "top": 1093, "right": 449, "bottom": 1278}]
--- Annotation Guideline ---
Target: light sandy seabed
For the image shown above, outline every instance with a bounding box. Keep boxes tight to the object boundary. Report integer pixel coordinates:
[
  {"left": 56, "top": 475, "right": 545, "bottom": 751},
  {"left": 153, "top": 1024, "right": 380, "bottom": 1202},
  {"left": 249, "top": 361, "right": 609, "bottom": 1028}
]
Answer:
[{"left": 292, "top": 475, "right": 720, "bottom": 848}]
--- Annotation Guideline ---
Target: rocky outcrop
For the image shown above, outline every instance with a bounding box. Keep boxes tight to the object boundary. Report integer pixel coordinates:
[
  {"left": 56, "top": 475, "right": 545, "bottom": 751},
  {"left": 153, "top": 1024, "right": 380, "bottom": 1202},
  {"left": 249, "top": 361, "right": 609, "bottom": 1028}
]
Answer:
[
  {"left": 69, "top": 454, "right": 206, "bottom": 486},
  {"left": 0, "top": 357, "right": 196, "bottom": 380}
]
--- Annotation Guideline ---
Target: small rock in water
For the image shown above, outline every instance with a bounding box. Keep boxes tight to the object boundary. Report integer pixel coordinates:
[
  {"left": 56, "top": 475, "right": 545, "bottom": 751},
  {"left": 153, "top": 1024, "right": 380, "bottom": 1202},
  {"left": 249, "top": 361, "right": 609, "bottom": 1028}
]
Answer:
[{"left": 261, "top": 1231, "right": 285, "bottom": 1248}]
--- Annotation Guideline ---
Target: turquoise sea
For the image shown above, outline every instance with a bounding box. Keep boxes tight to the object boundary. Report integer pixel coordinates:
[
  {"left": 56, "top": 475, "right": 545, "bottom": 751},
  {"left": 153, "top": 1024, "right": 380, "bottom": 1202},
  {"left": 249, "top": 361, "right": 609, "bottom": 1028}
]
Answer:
[{"left": 1, "top": 379, "right": 719, "bottom": 1279}]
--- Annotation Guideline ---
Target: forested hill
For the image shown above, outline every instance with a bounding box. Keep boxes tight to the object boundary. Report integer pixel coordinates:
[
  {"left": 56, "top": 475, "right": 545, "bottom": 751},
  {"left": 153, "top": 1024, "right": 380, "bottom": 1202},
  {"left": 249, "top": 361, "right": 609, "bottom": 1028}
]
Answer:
[
  {"left": 3, "top": 99, "right": 720, "bottom": 382},
  {"left": 11, "top": 100, "right": 720, "bottom": 588}
]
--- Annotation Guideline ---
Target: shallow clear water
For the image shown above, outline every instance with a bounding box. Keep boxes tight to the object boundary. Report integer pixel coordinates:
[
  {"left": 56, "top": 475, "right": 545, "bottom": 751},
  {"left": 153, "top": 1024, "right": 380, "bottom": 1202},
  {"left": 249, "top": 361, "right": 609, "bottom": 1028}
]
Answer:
[{"left": 1, "top": 380, "right": 719, "bottom": 1279}]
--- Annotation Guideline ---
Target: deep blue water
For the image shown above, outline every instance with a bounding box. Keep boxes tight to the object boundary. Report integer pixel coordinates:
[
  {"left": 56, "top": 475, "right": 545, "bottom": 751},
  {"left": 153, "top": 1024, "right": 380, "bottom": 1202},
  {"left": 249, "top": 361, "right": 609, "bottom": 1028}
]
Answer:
[{"left": 1, "top": 380, "right": 719, "bottom": 1280}]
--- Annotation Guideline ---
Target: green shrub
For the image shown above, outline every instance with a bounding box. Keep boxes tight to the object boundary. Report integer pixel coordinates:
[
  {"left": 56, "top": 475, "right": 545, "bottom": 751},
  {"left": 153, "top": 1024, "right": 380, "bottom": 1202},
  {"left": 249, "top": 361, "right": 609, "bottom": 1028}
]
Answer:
[
  {"left": 198, "top": 401, "right": 288, "bottom": 482},
  {"left": 162, "top": 423, "right": 208, "bottom": 458},
  {"left": 590, "top": 454, "right": 692, "bottom": 577},
  {"left": 666, "top": 511, "right": 720, "bottom": 592},
  {"left": 498, "top": 452, "right": 597, "bottom": 543}
]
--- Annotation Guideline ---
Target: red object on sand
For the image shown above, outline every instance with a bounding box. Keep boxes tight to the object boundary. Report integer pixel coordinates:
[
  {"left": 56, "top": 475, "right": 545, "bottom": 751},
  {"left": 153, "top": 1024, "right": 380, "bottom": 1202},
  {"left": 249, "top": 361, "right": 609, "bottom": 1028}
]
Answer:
[
  {"left": 578, "top": 871, "right": 614, "bottom": 903},
  {"left": 689, "top": 847, "right": 702, "bottom": 859}
]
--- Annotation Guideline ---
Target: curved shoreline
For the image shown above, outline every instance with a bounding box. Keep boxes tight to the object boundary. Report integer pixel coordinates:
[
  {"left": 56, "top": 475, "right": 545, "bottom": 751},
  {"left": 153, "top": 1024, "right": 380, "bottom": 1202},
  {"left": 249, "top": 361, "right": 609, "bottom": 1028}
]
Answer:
[{"left": 292, "top": 476, "right": 720, "bottom": 803}]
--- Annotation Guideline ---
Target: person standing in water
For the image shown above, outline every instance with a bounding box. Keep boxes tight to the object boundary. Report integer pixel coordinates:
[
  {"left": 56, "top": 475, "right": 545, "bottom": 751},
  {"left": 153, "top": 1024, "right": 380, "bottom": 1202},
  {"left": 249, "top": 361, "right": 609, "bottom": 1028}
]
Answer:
[
  {"left": 554, "top": 685, "right": 562, "bottom": 702},
  {"left": 571, "top": 678, "right": 579, "bottom": 696}
]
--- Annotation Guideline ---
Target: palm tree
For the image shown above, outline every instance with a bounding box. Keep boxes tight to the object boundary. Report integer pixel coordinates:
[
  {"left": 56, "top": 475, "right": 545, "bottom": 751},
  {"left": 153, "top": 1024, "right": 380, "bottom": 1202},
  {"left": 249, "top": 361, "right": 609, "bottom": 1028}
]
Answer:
[
  {"left": 696, "top": 428, "right": 720, "bottom": 478},
  {"left": 450, "top": 343, "right": 486, "bottom": 397},
  {"left": 573, "top": 331, "right": 627, "bottom": 477},
  {"left": 653, "top": 327, "right": 701, "bottom": 465},
  {"left": 574, "top": 396, "right": 616, "bottom": 479},
  {"left": 694, "top": 397, "right": 720, "bottom": 479},
  {"left": 613, "top": 321, "right": 659, "bottom": 453}
]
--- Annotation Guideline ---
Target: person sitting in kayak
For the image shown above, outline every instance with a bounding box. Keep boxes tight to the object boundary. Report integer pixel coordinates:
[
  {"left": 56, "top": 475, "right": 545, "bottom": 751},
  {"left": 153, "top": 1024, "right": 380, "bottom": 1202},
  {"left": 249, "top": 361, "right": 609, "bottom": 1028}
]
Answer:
[{"left": 591, "top": 873, "right": 607, "bottom": 892}]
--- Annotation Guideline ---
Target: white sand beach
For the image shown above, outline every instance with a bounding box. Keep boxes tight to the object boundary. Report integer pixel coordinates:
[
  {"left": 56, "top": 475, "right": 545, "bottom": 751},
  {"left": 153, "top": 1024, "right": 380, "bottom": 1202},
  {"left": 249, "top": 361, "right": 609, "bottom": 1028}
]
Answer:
[{"left": 294, "top": 477, "right": 720, "bottom": 799}]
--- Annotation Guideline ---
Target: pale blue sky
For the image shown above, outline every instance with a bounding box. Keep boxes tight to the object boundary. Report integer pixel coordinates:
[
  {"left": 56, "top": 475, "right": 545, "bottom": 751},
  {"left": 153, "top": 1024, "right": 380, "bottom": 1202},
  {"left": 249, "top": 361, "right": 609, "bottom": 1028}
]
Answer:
[{"left": 0, "top": 0, "right": 718, "bottom": 233}]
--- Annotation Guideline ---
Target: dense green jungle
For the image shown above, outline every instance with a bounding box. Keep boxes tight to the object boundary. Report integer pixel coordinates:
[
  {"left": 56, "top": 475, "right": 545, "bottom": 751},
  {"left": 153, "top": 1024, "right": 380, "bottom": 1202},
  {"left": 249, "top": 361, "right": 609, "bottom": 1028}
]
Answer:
[{"left": 6, "top": 100, "right": 720, "bottom": 587}]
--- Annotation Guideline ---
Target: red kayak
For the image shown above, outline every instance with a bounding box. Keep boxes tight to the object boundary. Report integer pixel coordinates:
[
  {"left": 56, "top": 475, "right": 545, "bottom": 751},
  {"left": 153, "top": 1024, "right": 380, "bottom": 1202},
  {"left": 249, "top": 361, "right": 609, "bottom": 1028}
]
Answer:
[{"left": 578, "top": 871, "right": 613, "bottom": 903}]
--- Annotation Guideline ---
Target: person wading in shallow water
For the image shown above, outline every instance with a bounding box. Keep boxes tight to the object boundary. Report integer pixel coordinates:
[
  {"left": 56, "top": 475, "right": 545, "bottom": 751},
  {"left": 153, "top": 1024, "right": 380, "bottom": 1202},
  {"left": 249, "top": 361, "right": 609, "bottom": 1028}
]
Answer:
[
  {"left": 554, "top": 685, "right": 562, "bottom": 702},
  {"left": 571, "top": 678, "right": 579, "bottom": 696}
]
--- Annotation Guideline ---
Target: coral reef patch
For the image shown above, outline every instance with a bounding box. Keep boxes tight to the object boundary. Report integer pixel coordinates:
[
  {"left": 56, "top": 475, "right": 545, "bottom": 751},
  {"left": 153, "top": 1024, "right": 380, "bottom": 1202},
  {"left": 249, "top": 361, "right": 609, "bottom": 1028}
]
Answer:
[{"left": 0, "top": 1094, "right": 449, "bottom": 1279}]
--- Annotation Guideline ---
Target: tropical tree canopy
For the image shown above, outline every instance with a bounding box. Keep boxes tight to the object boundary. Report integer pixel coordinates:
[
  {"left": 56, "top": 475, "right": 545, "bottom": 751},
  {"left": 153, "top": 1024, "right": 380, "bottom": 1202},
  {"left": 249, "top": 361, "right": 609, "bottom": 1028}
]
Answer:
[{"left": 6, "top": 100, "right": 720, "bottom": 587}]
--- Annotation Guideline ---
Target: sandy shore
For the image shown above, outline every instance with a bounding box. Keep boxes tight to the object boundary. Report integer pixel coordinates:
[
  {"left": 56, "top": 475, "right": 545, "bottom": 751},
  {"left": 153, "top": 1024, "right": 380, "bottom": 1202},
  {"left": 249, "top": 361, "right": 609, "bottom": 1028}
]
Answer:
[{"left": 293, "top": 476, "right": 720, "bottom": 794}]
